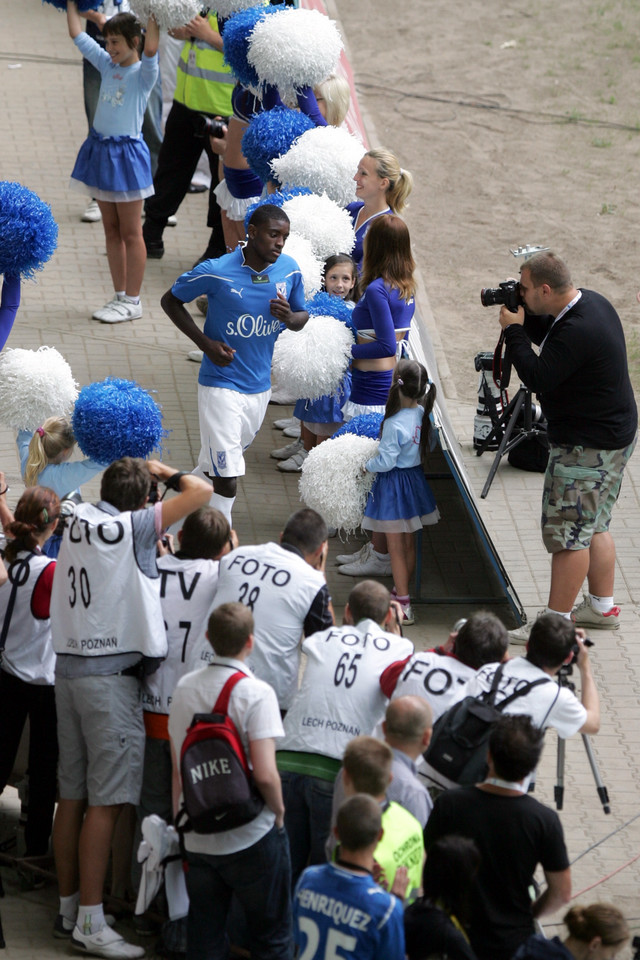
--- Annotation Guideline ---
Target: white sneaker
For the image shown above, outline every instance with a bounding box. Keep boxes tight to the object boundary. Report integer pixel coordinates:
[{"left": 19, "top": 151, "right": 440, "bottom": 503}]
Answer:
[
  {"left": 336, "top": 542, "right": 371, "bottom": 565},
  {"left": 400, "top": 602, "right": 415, "bottom": 626},
  {"left": 338, "top": 549, "right": 392, "bottom": 577},
  {"left": 271, "top": 438, "right": 303, "bottom": 460},
  {"left": 71, "top": 924, "right": 144, "bottom": 959},
  {"left": 97, "top": 299, "right": 142, "bottom": 324},
  {"left": 188, "top": 349, "right": 204, "bottom": 363},
  {"left": 508, "top": 609, "right": 545, "bottom": 646},
  {"left": 82, "top": 199, "right": 101, "bottom": 223},
  {"left": 273, "top": 416, "right": 297, "bottom": 431},
  {"left": 283, "top": 423, "right": 301, "bottom": 439},
  {"left": 572, "top": 594, "right": 621, "bottom": 630},
  {"left": 167, "top": 215, "right": 177, "bottom": 227},
  {"left": 91, "top": 297, "right": 120, "bottom": 321},
  {"left": 277, "top": 448, "right": 308, "bottom": 472}
]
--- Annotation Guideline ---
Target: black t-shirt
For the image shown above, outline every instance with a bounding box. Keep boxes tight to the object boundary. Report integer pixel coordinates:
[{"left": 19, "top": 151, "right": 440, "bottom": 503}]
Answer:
[
  {"left": 504, "top": 289, "right": 637, "bottom": 448},
  {"left": 404, "top": 901, "right": 478, "bottom": 960},
  {"left": 424, "top": 787, "right": 569, "bottom": 960}
]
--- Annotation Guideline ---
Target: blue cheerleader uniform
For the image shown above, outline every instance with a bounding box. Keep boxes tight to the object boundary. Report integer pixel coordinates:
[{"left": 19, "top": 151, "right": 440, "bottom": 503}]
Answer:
[
  {"left": 70, "top": 32, "right": 159, "bottom": 202},
  {"left": 362, "top": 406, "right": 439, "bottom": 533}
]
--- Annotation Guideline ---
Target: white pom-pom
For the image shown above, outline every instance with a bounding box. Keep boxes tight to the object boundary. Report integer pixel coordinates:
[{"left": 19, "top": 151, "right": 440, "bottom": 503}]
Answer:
[
  {"left": 129, "top": 0, "right": 201, "bottom": 32},
  {"left": 299, "top": 435, "right": 379, "bottom": 534},
  {"left": 214, "top": 0, "right": 259, "bottom": 16},
  {"left": 272, "top": 316, "right": 353, "bottom": 402},
  {"left": 271, "top": 126, "right": 363, "bottom": 207},
  {"left": 247, "top": 9, "right": 343, "bottom": 103},
  {"left": 282, "top": 232, "right": 323, "bottom": 299},
  {"left": 282, "top": 193, "right": 355, "bottom": 262},
  {"left": 0, "top": 346, "right": 78, "bottom": 431}
]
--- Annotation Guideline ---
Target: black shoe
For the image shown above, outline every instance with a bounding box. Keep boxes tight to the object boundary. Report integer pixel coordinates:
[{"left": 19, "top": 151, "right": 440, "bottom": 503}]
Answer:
[
  {"left": 188, "top": 183, "right": 207, "bottom": 194},
  {"left": 145, "top": 241, "right": 164, "bottom": 260}
]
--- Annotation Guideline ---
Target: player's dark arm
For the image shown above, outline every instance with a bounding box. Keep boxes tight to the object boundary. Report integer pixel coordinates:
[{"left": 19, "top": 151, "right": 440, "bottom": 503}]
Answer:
[
  {"left": 161, "top": 288, "right": 235, "bottom": 366},
  {"left": 269, "top": 292, "right": 308, "bottom": 331}
]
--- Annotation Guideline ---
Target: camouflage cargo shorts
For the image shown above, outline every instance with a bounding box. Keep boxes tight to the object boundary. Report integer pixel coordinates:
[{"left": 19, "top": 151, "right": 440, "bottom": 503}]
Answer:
[{"left": 541, "top": 438, "right": 636, "bottom": 554}]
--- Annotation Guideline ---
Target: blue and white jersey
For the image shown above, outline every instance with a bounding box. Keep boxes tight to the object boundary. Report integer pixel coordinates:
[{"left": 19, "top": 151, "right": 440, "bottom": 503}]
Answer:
[
  {"left": 171, "top": 245, "right": 306, "bottom": 394},
  {"left": 294, "top": 863, "right": 405, "bottom": 960}
]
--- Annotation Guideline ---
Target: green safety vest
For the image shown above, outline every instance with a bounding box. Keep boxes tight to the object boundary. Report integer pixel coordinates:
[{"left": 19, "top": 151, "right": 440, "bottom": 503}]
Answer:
[
  {"left": 376, "top": 802, "right": 424, "bottom": 903},
  {"left": 174, "top": 13, "right": 234, "bottom": 117}
]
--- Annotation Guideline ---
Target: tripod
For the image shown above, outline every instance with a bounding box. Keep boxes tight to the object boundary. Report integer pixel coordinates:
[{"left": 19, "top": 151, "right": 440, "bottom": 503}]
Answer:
[
  {"left": 476, "top": 344, "right": 547, "bottom": 499},
  {"left": 554, "top": 663, "right": 611, "bottom": 814}
]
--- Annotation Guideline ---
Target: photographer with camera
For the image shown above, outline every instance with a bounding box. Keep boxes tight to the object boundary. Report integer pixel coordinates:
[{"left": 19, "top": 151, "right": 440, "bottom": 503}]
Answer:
[{"left": 494, "top": 252, "right": 637, "bottom": 638}]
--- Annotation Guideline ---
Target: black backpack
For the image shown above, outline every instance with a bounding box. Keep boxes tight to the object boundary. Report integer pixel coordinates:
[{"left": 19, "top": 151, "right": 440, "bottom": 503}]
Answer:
[
  {"left": 175, "top": 670, "right": 264, "bottom": 835},
  {"left": 423, "top": 663, "right": 551, "bottom": 786}
]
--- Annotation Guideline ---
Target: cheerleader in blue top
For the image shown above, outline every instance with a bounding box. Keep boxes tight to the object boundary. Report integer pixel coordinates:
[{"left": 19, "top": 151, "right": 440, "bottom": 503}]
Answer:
[
  {"left": 363, "top": 359, "right": 439, "bottom": 625},
  {"left": 66, "top": 1, "right": 159, "bottom": 324}
]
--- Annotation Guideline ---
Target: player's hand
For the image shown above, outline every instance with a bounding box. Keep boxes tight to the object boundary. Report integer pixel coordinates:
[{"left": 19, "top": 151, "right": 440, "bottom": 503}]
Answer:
[
  {"left": 204, "top": 339, "right": 236, "bottom": 366},
  {"left": 269, "top": 292, "right": 292, "bottom": 323},
  {"left": 499, "top": 304, "right": 525, "bottom": 328}
]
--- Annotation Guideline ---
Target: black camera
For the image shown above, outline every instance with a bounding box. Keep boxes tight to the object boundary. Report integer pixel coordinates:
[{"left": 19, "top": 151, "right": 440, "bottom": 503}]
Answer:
[
  {"left": 202, "top": 116, "right": 227, "bottom": 140},
  {"left": 480, "top": 279, "right": 522, "bottom": 313}
]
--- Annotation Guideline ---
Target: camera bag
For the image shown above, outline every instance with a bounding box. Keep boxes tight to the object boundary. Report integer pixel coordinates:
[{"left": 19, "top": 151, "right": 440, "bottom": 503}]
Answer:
[
  {"left": 423, "top": 663, "right": 550, "bottom": 786},
  {"left": 175, "top": 670, "right": 264, "bottom": 835}
]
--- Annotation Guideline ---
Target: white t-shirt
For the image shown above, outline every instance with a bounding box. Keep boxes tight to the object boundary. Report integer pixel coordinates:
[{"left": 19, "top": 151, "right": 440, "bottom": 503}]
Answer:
[
  {"left": 280, "top": 620, "right": 414, "bottom": 759},
  {"left": 169, "top": 656, "right": 284, "bottom": 855},
  {"left": 462, "top": 657, "right": 586, "bottom": 737},
  {"left": 214, "top": 543, "right": 328, "bottom": 710},
  {"left": 381, "top": 650, "right": 476, "bottom": 722},
  {"left": 142, "top": 554, "right": 220, "bottom": 715}
]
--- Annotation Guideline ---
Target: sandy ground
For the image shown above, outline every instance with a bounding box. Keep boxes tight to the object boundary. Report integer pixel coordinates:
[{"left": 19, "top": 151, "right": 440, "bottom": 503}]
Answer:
[{"left": 334, "top": 0, "right": 640, "bottom": 403}]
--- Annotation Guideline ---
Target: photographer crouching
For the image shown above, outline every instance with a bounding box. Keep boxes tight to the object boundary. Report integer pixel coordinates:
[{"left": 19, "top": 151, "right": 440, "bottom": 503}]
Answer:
[{"left": 494, "top": 252, "right": 637, "bottom": 640}]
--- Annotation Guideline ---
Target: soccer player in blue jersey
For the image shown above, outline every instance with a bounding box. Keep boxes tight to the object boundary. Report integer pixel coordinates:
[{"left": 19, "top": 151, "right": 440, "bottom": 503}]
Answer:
[
  {"left": 161, "top": 204, "right": 308, "bottom": 523},
  {"left": 294, "top": 794, "right": 405, "bottom": 960}
]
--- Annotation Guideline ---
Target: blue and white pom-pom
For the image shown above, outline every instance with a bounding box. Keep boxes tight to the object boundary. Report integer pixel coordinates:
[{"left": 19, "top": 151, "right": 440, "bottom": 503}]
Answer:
[
  {"left": 333, "top": 413, "right": 383, "bottom": 440},
  {"left": 307, "top": 291, "right": 355, "bottom": 328},
  {"left": 223, "top": 4, "right": 283, "bottom": 92},
  {"left": 299, "top": 434, "right": 379, "bottom": 533},
  {"left": 272, "top": 315, "right": 353, "bottom": 401},
  {"left": 242, "top": 107, "right": 315, "bottom": 185},
  {"left": 72, "top": 378, "right": 165, "bottom": 465},
  {"left": 244, "top": 186, "right": 311, "bottom": 231},
  {"left": 0, "top": 182, "right": 58, "bottom": 280},
  {"left": 281, "top": 193, "right": 355, "bottom": 262},
  {"left": 247, "top": 8, "right": 343, "bottom": 103},
  {"left": 42, "top": 0, "right": 106, "bottom": 10},
  {"left": 128, "top": 0, "right": 200, "bottom": 31},
  {"left": 282, "top": 233, "right": 322, "bottom": 299},
  {"left": 0, "top": 346, "right": 77, "bottom": 431},
  {"left": 271, "top": 126, "right": 363, "bottom": 207},
  {"left": 213, "top": 0, "right": 259, "bottom": 17}
]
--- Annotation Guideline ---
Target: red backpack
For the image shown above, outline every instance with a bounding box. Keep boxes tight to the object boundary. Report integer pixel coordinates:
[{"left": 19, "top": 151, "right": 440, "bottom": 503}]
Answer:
[{"left": 176, "top": 671, "right": 264, "bottom": 834}]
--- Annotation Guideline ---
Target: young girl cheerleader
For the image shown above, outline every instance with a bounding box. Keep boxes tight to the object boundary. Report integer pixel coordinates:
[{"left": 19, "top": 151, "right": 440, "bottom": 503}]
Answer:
[
  {"left": 66, "top": 1, "right": 159, "bottom": 324},
  {"left": 362, "top": 359, "right": 439, "bottom": 625},
  {"left": 272, "top": 253, "right": 358, "bottom": 471}
]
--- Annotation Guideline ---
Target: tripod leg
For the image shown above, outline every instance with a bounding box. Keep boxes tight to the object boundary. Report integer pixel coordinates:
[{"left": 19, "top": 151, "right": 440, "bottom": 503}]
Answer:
[
  {"left": 554, "top": 736, "right": 566, "bottom": 810},
  {"left": 481, "top": 390, "right": 526, "bottom": 498},
  {"left": 582, "top": 734, "right": 611, "bottom": 814}
]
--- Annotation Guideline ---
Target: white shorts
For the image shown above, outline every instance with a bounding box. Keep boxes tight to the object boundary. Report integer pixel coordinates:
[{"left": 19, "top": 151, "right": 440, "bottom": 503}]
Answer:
[{"left": 197, "top": 384, "right": 270, "bottom": 477}]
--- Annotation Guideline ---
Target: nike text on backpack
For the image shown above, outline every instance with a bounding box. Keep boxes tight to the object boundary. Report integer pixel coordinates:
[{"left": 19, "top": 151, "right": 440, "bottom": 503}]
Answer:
[{"left": 176, "top": 671, "right": 264, "bottom": 834}]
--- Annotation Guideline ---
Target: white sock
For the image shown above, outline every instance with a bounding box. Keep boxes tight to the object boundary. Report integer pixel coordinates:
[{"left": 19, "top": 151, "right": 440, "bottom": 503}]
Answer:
[
  {"left": 59, "top": 891, "right": 79, "bottom": 924},
  {"left": 589, "top": 594, "right": 614, "bottom": 613},
  {"left": 373, "top": 549, "right": 390, "bottom": 561},
  {"left": 546, "top": 607, "right": 572, "bottom": 619},
  {"left": 209, "top": 491, "right": 235, "bottom": 525},
  {"left": 115, "top": 290, "right": 126, "bottom": 300},
  {"left": 77, "top": 903, "right": 106, "bottom": 936},
  {"left": 122, "top": 294, "right": 140, "bottom": 304}
]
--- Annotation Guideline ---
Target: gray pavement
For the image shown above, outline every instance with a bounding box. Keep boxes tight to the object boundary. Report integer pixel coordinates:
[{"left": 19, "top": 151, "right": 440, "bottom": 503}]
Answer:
[{"left": 1, "top": 0, "right": 639, "bottom": 954}]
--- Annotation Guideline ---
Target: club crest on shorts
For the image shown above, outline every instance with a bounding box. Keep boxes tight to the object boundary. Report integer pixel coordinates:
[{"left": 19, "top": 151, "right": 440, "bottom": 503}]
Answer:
[
  {"left": 275, "top": 282, "right": 287, "bottom": 299},
  {"left": 217, "top": 450, "right": 227, "bottom": 470}
]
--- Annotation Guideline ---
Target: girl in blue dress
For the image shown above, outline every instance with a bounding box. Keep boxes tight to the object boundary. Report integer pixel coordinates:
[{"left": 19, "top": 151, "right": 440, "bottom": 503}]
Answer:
[
  {"left": 66, "top": 0, "right": 159, "bottom": 324},
  {"left": 362, "top": 359, "right": 439, "bottom": 624}
]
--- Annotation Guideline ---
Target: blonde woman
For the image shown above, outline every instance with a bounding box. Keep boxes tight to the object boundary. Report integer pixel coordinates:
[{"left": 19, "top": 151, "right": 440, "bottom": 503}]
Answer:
[{"left": 349, "top": 148, "right": 413, "bottom": 269}]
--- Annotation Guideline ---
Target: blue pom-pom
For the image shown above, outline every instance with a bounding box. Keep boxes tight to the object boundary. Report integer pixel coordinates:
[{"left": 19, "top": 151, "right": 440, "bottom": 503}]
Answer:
[
  {"left": 42, "top": 0, "right": 104, "bottom": 10},
  {"left": 0, "top": 182, "right": 58, "bottom": 280},
  {"left": 244, "top": 186, "right": 311, "bottom": 231},
  {"left": 222, "top": 4, "right": 284, "bottom": 89},
  {"left": 333, "top": 413, "right": 384, "bottom": 440},
  {"left": 307, "top": 291, "right": 356, "bottom": 333},
  {"left": 72, "top": 378, "right": 166, "bottom": 465},
  {"left": 242, "top": 107, "right": 315, "bottom": 185}
]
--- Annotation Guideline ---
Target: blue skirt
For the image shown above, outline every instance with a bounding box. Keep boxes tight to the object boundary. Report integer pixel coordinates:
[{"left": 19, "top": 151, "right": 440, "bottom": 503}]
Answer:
[
  {"left": 70, "top": 128, "right": 154, "bottom": 202},
  {"left": 294, "top": 372, "right": 351, "bottom": 425},
  {"left": 362, "top": 465, "right": 440, "bottom": 533}
]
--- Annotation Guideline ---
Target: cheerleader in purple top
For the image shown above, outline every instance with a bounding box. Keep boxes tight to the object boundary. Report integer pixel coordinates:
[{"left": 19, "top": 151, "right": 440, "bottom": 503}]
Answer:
[
  {"left": 363, "top": 359, "right": 439, "bottom": 625},
  {"left": 347, "top": 148, "right": 413, "bottom": 270}
]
